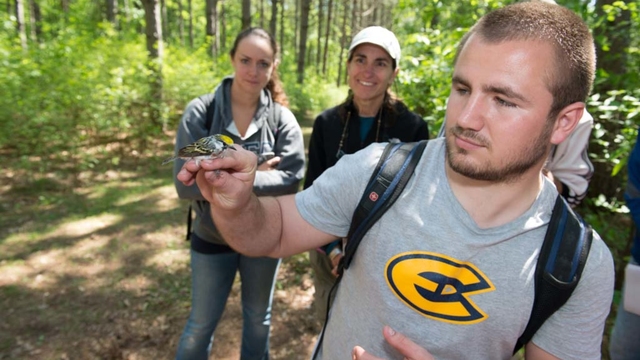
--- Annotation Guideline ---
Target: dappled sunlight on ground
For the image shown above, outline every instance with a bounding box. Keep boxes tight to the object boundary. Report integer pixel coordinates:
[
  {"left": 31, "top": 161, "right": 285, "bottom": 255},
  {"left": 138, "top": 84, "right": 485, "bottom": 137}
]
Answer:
[{"left": 1, "top": 144, "right": 320, "bottom": 359}]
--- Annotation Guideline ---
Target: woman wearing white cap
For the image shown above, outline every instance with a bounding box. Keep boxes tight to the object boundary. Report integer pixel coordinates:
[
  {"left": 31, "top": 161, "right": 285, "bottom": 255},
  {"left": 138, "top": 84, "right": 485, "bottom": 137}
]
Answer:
[{"left": 304, "top": 26, "right": 429, "bottom": 322}]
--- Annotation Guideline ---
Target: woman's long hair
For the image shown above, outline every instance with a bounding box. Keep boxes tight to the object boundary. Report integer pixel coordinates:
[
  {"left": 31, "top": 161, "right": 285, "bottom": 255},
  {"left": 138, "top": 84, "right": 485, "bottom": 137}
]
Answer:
[{"left": 230, "top": 27, "right": 289, "bottom": 107}]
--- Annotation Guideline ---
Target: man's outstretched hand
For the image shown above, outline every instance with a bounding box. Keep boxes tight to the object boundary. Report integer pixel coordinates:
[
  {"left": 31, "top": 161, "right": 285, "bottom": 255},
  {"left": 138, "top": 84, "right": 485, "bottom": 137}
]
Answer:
[
  {"left": 352, "top": 326, "right": 435, "bottom": 360},
  {"left": 176, "top": 145, "right": 258, "bottom": 210}
]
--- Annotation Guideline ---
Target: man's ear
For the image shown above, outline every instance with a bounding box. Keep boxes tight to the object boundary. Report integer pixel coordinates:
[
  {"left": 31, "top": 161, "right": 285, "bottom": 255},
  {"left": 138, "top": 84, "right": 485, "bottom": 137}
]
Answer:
[{"left": 550, "top": 102, "right": 584, "bottom": 145}]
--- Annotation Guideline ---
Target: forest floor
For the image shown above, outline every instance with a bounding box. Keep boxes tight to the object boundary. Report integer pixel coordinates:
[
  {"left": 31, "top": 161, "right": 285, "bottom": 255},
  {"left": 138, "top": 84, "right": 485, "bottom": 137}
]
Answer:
[
  {"left": 0, "top": 115, "right": 322, "bottom": 359},
  {"left": 0, "top": 115, "right": 621, "bottom": 360}
]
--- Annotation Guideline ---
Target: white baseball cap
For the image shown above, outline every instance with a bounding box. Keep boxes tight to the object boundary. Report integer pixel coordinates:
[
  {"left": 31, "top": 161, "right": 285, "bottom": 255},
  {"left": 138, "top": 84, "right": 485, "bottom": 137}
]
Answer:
[{"left": 348, "top": 26, "right": 401, "bottom": 63}]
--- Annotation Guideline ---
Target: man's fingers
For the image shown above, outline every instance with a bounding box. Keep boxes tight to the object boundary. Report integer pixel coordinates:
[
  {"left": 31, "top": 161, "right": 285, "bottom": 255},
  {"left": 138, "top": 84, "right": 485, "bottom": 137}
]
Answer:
[
  {"left": 382, "top": 326, "right": 434, "bottom": 360},
  {"left": 352, "top": 346, "right": 382, "bottom": 360}
]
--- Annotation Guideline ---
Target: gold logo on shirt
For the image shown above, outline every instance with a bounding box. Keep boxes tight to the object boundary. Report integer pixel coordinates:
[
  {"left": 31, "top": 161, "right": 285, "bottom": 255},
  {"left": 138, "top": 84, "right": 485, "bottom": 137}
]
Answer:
[{"left": 385, "top": 252, "right": 495, "bottom": 324}]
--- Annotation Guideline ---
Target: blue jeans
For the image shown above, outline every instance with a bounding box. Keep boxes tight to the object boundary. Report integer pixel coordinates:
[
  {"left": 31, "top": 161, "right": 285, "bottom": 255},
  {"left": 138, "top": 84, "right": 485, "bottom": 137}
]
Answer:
[
  {"left": 609, "top": 259, "right": 640, "bottom": 360},
  {"left": 175, "top": 249, "right": 281, "bottom": 360}
]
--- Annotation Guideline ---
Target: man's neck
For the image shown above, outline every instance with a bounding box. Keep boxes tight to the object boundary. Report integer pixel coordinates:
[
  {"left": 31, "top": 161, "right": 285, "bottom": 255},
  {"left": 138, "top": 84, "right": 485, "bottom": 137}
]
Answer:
[{"left": 445, "top": 162, "right": 546, "bottom": 229}]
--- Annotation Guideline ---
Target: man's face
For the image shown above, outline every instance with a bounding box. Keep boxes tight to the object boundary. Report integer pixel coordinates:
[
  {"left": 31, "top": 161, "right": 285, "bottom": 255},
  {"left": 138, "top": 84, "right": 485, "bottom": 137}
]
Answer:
[{"left": 444, "top": 34, "right": 556, "bottom": 183}]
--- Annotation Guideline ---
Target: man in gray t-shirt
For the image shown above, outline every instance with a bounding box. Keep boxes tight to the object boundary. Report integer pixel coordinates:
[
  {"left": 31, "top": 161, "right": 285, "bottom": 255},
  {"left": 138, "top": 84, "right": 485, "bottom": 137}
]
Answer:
[{"left": 176, "top": 2, "right": 614, "bottom": 359}]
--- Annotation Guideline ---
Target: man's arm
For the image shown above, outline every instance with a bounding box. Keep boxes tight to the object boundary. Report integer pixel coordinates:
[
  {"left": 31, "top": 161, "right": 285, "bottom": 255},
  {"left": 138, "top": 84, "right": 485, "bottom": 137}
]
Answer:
[
  {"left": 524, "top": 342, "right": 561, "bottom": 360},
  {"left": 177, "top": 146, "right": 336, "bottom": 258}
]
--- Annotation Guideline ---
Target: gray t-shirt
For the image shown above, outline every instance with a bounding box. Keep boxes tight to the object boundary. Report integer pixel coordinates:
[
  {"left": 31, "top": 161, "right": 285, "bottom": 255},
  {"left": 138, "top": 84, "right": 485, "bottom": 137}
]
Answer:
[{"left": 296, "top": 138, "right": 613, "bottom": 360}]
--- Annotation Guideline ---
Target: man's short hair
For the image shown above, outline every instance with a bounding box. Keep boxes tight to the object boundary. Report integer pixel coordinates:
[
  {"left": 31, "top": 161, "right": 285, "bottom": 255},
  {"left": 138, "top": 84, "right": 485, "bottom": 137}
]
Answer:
[{"left": 454, "top": 2, "right": 596, "bottom": 119}]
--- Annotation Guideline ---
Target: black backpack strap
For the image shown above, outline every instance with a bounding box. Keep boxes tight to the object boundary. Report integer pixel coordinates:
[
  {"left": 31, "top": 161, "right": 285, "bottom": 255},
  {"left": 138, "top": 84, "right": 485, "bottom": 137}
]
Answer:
[
  {"left": 513, "top": 195, "right": 593, "bottom": 353},
  {"left": 340, "top": 140, "right": 428, "bottom": 274},
  {"left": 186, "top": 204, "right": 193, "bottom": 241},
  {"left": 312, "top": 140, "right": 427, "bottom": 360}
]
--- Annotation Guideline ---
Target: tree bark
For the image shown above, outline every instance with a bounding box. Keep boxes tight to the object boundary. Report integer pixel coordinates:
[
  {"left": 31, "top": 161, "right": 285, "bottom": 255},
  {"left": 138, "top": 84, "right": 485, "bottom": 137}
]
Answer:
[
  {"left": 188, "top": 0, "right": 193, "bottom": 47},
  {"left": 15, "top": 0, "right": 27, "bottom": 51},
  {"left": 220, "top": 0, "right": 226, "bottom": 50},
  {"left": 336, "top": 0, "right": 348, "bottom": 86},
  {"left": 269, "top": 0, "right": 277, "bottom": 37},
  {"left": 279, "top": 0, "right": 284, "bottom": 47},
  {"left": 206, "top": 0, "right": 219, "bottom": 56},
  {"left": 297, "top": 0, "right": 311, "bottom": 84},
  {"left": 294, "top": 0, "right": 299, "bottom": 59},
  {"left": 106, "top": 0, "right": 117, "bottom": 26},
  {"left": 177, "top": 0, "right": 184, "bottom": 45},
  {"left": 29, "top": 0, "right": 41, "bottom": 42},
  {"left": 242, "top": 0, "right": 251, "bottom": 30},
  {"left": 141, "top": 0, "right": 164, "bottom": 129},
  {"left": 161, "top": 0, "right": 169, "bottom": 40},
  {"left": 321, "top": 0, "right": 333, "bottom": 75},
  {"left": 316, "top": 0, "right": 324, "bottom": 72}
]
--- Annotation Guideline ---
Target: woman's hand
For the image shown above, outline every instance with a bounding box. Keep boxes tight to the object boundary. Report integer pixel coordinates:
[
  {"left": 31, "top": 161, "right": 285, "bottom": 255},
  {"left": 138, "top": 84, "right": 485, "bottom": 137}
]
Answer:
[{"left": 257, "top": 156, "right": 281, "bottom": 171}]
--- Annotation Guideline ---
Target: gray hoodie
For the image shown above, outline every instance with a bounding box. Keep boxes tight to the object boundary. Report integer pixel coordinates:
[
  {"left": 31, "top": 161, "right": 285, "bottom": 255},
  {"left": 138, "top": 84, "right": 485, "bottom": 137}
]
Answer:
[{"left": 172, "top": 76, "right": 306, "bottom": 245}]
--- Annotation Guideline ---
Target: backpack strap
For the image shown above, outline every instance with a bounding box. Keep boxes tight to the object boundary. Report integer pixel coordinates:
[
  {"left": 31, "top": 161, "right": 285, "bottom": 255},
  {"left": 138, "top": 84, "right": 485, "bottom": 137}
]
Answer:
[
  {"left": 513, "top": 195, "right": 593, "bottom": 353},
  {"left": 312, "top": 140, "right": 427, "bottom": 360},
  {"left": 340, "top": 140, "right": 428, "bottom": 274}
]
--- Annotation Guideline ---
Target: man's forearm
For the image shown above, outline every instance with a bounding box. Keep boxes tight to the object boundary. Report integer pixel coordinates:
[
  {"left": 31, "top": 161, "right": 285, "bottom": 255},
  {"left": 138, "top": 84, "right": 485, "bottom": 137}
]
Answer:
[{"left": 210, "top": 194, "right": 283, "bottom": 258}]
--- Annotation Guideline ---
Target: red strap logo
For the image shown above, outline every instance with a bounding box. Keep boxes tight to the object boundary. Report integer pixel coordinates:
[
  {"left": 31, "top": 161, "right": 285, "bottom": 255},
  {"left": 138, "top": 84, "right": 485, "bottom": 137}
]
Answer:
[{"left": 369, "top": 192, "right": 379, "bottom": 202}]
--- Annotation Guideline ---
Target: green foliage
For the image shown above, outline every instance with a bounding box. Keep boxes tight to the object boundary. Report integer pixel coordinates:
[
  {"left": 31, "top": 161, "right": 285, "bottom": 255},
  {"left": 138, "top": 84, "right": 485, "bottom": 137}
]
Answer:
[
  {"left": 395, "top": 28, "right": 462, "bottom": 135},
  {"left": 590, "top": 90, "right": 640, "bottom": 177},
  {"left": 0, "top": 26, "right": 152, "bottom": 160}
]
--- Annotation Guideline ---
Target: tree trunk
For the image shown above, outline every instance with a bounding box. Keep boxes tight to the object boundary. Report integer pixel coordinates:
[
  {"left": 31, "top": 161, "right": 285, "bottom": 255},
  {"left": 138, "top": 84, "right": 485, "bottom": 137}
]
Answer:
[
  {"left": 15, "top": 0, "right": 27, "bottom": 51},
  {"left": 161, "top": 0, "right": 169, "bottom": 40},
  {"left": 106, "top": 0, "right": 117, "bottom": 26},
  {"left": 294, "top": 0, "right": 299, "bottom": 59},
  {"left": 141, "top": 0, "right": 164, "bottom": 129},
  {"left": 60, "top": 0, "right": 68, "bottom": 13},
  {"left": 279, "top": 0, "right": 284, "bottom": 48},
  {"left": 29, "top": 0, "right": 41, "bottom": 42},
  {"left": 220, "top": 0, "right": 226, "bottom": 50},
  {"left": 177, "top": 0, "right": 184, "bottom": 45},
  {"left": 259, "top": 0, "right": 264, "bottom": 28},
  {"left": 316, "top": 0, "right": 323, "bottom": 72},
  {"left": 297, "top": 0, "right": 311, "bottom": 84},
  {"left": 123, "top": 0, "right": 131, "bottom": 22},
  {"left": 321, "top": 0, "right": 333, "bottom": 75},
  {"left": 351, "top": 0, "right": 357, "bottom": 38},
  {"left": 188, "top": 0, "right": 193, "bottom": 47},
  {"left": 242, "top": 0, "right": 250, "bottom": 30},
  {"left": 269, "top": 0, "right": 277, "bottom": 37},
  {"left": 206, "top": 0, "right": 219, "bottom": 57},
  {"left": 336, "top": 0, "right": 348, "bottom": 86}
]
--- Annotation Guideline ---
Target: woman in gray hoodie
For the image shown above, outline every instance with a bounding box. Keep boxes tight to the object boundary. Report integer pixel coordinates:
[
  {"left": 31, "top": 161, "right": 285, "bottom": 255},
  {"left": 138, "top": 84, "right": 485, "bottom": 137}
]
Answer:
[{"left": 172, "top": 27, "right": 305, "bottom": 360}]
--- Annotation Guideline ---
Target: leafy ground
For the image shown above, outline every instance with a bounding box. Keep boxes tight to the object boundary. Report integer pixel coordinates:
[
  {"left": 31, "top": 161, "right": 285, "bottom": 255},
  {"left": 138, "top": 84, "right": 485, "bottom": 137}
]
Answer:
[
  {"left": 0, "top": 119, "right": 626, "bottom": 360},
  {"left": 0, "top": 124, "right": 321, "bottom": 359}
]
